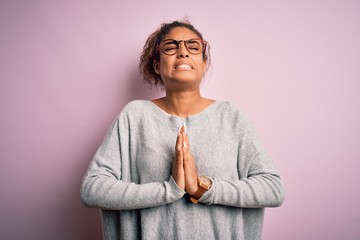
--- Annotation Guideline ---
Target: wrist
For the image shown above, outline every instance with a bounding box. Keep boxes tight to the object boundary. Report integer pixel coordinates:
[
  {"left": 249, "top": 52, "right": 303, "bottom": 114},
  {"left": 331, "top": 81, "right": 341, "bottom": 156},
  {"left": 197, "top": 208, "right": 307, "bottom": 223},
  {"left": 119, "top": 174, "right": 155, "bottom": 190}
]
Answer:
[{"left": 189, "top": 175, "right": 212, "bottom": 204}]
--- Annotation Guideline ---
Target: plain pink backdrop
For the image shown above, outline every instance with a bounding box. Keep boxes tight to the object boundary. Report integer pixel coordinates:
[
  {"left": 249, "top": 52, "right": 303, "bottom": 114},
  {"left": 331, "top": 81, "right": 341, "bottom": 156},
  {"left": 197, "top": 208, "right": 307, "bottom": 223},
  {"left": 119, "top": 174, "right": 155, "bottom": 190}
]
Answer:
[{"left": 1, "top": 1, "right": 359, "bottom": 239}]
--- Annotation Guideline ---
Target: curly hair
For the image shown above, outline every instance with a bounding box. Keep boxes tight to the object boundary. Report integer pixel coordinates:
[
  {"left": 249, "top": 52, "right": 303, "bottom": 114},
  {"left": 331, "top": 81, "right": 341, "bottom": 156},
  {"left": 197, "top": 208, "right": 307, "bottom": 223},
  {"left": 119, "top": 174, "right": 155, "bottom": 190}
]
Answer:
[{"left": 139, "top": 20, "right": 211, "bottom": 87}]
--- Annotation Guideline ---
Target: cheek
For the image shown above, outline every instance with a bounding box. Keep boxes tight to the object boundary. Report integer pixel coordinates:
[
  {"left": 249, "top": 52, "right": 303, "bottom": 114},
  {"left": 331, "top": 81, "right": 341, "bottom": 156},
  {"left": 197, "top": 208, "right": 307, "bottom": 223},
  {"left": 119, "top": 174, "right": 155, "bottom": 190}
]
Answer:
[
  {"left": 159, "top": 60, "right": 174, "bottom": 74},
  {"left": 197, "top": 61, "right": 206, "bottom": 74}
]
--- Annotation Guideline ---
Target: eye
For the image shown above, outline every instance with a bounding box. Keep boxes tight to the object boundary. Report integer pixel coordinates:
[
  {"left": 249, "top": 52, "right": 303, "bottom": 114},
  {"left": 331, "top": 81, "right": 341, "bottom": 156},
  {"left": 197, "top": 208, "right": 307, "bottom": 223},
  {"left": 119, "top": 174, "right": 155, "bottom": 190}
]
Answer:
[
  {"left": 162, "top": 41, "right": 178, "bottom": 52},
  {"left": 189, "top": 46, "right": 199, "bottom": 51},
  {"left": 186, "top": 40, "right": 202, "bottom": 52}
]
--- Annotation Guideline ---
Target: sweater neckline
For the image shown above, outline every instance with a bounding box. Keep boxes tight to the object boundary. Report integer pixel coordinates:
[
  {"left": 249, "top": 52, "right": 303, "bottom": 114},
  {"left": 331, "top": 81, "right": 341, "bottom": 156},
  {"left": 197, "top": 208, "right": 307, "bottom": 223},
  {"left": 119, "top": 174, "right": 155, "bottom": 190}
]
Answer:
[{"left": 147, "top": 100, "right": 224, "bottom": 129}]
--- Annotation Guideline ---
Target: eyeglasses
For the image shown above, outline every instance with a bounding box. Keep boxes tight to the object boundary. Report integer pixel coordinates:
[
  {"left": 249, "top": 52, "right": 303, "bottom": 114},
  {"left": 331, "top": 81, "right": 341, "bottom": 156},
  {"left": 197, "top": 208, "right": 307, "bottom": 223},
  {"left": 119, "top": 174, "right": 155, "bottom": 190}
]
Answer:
[{"left": 158, "top": 38, "right": 206, "bottom": 55}]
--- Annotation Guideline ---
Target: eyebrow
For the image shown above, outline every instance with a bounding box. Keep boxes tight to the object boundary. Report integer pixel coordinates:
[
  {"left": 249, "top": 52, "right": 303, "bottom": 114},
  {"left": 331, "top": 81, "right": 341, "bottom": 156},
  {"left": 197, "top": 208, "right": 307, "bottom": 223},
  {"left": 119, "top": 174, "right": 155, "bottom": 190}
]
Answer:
[{"left": 162, "top": 38, "right": 200, "bottom": 41}]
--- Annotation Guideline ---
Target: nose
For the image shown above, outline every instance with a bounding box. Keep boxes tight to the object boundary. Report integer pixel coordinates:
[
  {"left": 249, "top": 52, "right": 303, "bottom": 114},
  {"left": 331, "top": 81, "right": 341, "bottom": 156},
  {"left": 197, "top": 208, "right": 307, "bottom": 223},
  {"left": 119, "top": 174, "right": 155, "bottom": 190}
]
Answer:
[{"left": 177, "top": 41, "right": 189, "bottom": 58}]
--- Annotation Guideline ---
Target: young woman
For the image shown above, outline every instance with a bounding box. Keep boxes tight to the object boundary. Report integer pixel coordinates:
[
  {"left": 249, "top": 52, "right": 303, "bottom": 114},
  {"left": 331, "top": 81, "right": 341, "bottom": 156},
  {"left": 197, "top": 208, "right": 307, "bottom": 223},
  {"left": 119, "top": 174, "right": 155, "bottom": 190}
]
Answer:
[{"left": 81, "top": 20, "right": 285, "bottom": 240}]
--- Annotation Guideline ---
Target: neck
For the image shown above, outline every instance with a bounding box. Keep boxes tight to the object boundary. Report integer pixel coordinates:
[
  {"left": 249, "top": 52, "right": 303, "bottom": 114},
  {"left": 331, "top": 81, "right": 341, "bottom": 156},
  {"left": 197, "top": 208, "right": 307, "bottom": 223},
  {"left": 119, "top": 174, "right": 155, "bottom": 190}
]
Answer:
[
  {"left": 162, "top": 89, "right": 204, "bottom": 118},
  {"left": 152, "top": 85, "right": 216, "bottom": 118}
]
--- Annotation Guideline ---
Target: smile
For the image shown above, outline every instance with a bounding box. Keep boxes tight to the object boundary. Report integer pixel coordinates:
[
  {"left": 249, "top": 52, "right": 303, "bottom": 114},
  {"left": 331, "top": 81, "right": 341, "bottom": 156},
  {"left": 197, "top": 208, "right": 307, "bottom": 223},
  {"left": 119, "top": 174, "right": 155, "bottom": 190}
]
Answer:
[{"left": 175, "top": 64, "right": 193, "bottom": 70}]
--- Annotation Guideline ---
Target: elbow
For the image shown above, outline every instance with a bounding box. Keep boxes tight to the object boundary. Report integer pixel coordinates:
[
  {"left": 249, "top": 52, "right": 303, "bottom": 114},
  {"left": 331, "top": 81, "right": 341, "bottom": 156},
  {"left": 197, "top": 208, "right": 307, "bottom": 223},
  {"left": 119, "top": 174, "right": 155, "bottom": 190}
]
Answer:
[
  {"left": 272, "top": 190, "right": 285, "bottom": 207},
  {"left": 271, "top": 180, "right": 285, "bottom": 207},
  {"left": 80, "top": 191, "right": 91, "bottom": 208},
  {"left": 80, "top": 181, "right": 95, "bottom": 208}
]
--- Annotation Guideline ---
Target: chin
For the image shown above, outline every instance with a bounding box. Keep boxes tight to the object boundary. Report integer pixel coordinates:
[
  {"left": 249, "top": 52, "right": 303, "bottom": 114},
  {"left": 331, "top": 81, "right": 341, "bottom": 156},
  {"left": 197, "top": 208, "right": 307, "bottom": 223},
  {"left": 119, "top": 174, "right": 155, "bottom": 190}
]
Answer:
[
  {"left": 173, "top": 77, "right": 199, "bottom": 83},
  {"left": 172, "top": 73, "right": 200, "bottom": 81}
]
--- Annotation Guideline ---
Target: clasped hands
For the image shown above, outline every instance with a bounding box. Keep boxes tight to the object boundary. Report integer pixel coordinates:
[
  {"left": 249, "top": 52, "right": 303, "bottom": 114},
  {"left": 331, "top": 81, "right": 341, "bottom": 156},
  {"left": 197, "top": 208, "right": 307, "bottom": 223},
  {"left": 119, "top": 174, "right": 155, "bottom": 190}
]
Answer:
[{"left": 172, "top": 126, "right": 199, "bottom": 196}]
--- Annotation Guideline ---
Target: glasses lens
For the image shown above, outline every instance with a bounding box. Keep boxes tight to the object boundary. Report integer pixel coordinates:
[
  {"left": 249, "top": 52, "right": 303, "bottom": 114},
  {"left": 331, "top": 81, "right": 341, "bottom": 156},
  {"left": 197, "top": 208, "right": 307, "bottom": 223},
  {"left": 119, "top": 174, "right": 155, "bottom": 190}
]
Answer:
[
  {"left": 160, "top": 40, "right": 179, "bottom": 55},
  {"left": 185, "top": 39, "right": 203, "bottom": 54},
  {"left": 160, "top": 39, "right": 205, "bottom": 55}
]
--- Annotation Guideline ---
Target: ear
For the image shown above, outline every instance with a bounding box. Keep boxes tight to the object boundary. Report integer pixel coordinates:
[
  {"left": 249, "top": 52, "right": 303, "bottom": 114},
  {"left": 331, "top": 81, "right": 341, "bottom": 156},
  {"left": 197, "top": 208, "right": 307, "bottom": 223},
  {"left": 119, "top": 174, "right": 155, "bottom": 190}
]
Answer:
[{"left": 153, "top": 60, "right": 160, "bottom": 75}]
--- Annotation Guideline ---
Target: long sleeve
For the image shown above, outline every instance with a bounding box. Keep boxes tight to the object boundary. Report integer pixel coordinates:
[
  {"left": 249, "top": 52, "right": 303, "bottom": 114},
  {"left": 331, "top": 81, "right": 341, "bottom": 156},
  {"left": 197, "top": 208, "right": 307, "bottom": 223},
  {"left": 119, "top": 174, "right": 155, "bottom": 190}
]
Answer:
[
  {"left": 80, "top": 100, "right": 284, "bottom": 240},
  {"left": 80, "top": 116, "right": 185, "bottom": 210},
  {"left": 198, "top": 113, "right": 285, "bottom": 208}
]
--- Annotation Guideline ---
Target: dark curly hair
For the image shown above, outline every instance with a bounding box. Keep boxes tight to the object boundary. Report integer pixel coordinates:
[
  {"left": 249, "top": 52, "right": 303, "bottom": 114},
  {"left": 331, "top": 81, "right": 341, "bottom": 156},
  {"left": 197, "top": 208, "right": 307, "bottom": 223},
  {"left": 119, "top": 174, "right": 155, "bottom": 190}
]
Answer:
[{"left": 139, "top": 20, "right": 211, "bottom": 87}]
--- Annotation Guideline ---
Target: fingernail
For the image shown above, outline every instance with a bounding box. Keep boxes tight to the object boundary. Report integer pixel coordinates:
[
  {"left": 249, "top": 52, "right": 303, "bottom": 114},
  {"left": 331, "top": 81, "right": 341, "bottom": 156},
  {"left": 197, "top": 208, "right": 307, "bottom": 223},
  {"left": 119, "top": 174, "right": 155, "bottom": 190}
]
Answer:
[
  {"left": 177, "top": 144, "right": 181, "bottom": 151},
  {"left": 183, "top": 122, "right": 187, "bottom": 134},
  {"left": 183, "top": 142, "right": 187, "bottom": 149}
]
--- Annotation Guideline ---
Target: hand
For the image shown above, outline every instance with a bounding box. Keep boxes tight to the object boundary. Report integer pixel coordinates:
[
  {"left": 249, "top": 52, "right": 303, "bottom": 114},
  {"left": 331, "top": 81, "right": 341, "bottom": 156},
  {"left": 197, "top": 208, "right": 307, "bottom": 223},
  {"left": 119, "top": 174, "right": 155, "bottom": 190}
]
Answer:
[
  {"left": 181, "top": 131, "right": 199, "bottom": 196},
  {"left": 172, "top": 127, "right": 199, "bottom": 195},
  {"left": 172, "top": 127, "right": 185, "bottom": 191}
]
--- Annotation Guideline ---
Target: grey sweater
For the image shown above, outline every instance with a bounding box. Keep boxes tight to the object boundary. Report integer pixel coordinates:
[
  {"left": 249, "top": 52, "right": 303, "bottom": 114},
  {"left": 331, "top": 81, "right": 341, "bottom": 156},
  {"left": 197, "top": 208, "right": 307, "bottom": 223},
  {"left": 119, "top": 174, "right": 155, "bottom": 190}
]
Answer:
[{"left": 81, "top": 100, "right": 284, "bottom": 240}]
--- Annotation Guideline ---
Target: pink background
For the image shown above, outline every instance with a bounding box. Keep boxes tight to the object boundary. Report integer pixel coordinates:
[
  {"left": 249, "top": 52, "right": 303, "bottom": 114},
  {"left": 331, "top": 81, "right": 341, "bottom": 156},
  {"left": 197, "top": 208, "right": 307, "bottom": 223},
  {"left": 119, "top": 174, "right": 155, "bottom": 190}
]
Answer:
[{"left": 1, "top": 1, "right": 359, "bottom": 239}]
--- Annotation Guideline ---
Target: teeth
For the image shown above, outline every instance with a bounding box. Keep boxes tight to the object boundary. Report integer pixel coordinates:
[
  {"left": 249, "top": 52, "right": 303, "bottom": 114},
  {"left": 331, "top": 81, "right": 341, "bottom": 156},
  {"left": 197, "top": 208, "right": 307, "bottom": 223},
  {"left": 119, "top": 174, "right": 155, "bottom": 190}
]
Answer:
[{"left": 176, "top": 64, "right": 192, "bottom": 70}]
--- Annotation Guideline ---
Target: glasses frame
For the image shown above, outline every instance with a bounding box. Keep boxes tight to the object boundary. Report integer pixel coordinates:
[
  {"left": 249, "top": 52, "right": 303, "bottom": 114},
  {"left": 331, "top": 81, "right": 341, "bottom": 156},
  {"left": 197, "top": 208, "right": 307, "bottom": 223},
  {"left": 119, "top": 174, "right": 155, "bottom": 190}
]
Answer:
[{"left": 158, "top": 38, "right": 207, "bottom": 56}]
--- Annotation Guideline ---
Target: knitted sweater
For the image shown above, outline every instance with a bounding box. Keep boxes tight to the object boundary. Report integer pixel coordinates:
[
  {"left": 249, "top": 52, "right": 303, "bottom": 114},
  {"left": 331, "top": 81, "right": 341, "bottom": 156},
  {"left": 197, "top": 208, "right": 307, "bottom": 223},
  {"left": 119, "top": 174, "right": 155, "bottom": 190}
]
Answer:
[{"left": 81, "top": 100, "right": 284, "bottom": 240}]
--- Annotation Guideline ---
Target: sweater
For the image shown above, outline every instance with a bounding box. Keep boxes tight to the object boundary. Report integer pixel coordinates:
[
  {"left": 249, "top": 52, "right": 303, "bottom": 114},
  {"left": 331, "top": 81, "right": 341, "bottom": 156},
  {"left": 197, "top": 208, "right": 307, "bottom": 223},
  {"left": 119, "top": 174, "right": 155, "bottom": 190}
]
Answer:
[{"left": 81, "top": 100, "right": 285, "bottom": 240}]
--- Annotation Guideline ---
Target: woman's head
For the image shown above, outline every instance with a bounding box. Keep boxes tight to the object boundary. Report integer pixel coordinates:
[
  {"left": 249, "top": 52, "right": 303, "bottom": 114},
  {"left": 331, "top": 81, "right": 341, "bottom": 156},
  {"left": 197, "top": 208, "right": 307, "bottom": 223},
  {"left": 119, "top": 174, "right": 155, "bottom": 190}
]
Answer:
[{"left": 139, "top": 20, "right": 210, "bottom": 87}]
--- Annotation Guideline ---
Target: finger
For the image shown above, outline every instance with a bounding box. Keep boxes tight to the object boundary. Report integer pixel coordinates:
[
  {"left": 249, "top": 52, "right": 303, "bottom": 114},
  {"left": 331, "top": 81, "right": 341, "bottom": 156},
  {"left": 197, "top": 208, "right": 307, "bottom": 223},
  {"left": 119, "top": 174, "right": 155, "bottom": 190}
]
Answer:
[
  {"left": 181, "top": 127, "right": 189, "bottom": 149},
  {"left": 175, "top": 128, "right": 184, "bottom": 165},
  {"left": 183, "top": 152, "right": 198, "bottom": 194},
  {"left": 175, "top": 127, "right": 183, "bottom": 152},
  {"left": 182, "top": 133, "right": 197, "bottom": 171},
  {"left": 176, "top": 143, "right": 183, "bottom": 166},
  {"left": 172, "top": 157, "right": 185, "bottom": 190},
  {"left": 173, "top": 131, "right": 185, "bottom": 190},
  {"left": 183, "top": 149, "right": 196, "bottom": 170},
  {"left": 182, "top": 130, "right": 192, "bottom": 155},
  {"left": 182, "top": 135, "right": 196, "bottom": 171}
]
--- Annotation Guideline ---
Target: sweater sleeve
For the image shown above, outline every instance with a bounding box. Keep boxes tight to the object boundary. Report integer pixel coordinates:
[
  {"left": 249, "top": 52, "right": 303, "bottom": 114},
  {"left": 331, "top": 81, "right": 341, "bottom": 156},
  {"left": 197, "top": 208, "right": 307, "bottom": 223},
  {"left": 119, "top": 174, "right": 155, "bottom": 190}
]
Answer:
[
  {"left": 199, "top": 118, "right": 285, "bottom": 208},
  {"left": 80, "top": 116, "right": 186, "bottom": 210}
]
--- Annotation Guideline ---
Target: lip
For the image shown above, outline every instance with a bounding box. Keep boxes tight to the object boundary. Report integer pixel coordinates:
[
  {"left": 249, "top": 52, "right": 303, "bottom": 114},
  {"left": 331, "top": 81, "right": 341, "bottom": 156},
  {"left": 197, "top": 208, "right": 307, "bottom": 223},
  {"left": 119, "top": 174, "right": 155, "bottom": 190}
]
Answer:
[{"left": 174, "top": 63, "right": 194, "bottom": 70}]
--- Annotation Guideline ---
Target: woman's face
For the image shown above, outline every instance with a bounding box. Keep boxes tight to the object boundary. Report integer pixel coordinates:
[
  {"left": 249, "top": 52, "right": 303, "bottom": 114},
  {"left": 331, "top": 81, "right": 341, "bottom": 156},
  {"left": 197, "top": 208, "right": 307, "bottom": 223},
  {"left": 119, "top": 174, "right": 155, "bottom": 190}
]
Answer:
[{"left": 154, "top": 27, "right": 206, "bottom": 90}]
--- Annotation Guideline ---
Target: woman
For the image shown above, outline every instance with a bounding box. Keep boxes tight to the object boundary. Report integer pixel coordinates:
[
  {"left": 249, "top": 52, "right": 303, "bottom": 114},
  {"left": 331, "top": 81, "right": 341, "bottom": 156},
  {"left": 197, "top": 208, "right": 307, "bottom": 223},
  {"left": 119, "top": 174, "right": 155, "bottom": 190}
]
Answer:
[{"left": 81, "top": 20, "right": 285, "bottom": 240}]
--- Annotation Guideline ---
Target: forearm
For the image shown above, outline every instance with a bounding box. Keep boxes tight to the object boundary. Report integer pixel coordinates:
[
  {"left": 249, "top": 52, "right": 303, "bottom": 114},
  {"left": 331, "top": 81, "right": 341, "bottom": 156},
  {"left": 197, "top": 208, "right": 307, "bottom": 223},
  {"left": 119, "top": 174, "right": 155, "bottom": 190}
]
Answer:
[
  {"left": 81, "top": 175, "right": 185, "bottom": 210},
  {"left": 80, "top": 116, "right": 186, "bottom": 210},
  {"left": 199, "top": 174, "right": 285, "bottom": 208}
]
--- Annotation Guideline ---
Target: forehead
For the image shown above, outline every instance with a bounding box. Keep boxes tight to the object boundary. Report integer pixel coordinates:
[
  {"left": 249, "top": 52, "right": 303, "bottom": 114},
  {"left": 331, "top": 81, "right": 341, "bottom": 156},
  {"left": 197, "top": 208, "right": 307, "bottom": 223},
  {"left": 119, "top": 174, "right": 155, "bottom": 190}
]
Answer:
[{"left": 164, "top": 27, "right": 200, "bottom": 40}]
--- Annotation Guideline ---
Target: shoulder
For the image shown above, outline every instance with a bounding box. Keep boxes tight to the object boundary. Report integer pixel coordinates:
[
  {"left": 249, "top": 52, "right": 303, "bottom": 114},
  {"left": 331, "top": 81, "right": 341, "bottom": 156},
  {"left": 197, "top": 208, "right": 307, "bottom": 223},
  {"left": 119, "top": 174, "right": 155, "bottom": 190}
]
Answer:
[
  {"left": 115, "top": 100, "right": 153, "bottom": 118},
  {"left": 116, "top": 100, "right": 156, "bottom": 124},
  {"left": 216, "top": 101, "right": 247, "bottom": 119},
  {"left": 215, "top": 101, "right": 254, "bottom": 131},
  {"left": 122, "top": 100, "right": 151, "bottom": 112}
]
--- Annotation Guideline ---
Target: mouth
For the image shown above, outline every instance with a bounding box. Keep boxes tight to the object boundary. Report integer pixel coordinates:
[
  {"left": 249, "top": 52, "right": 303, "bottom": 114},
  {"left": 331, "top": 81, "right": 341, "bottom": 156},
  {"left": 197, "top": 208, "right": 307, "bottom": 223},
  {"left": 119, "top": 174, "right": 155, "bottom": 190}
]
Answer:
[{"left": 175, "top": 64, "right": 193, "bottom": 70}]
